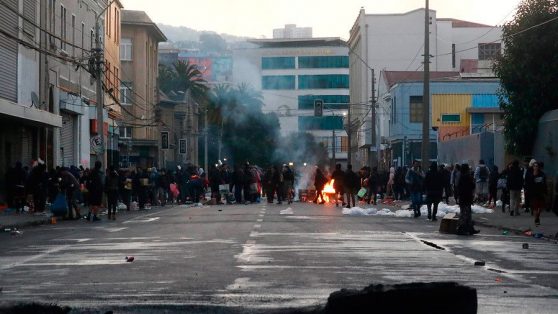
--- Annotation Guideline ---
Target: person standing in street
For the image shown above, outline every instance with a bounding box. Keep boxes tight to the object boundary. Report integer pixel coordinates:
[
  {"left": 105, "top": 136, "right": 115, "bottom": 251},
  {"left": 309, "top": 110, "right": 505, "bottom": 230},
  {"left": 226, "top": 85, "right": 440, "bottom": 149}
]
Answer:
[
  {"left": 457, "top": 164, "right": 479, "bottom": 235},
  {"left": 331, "top": 164, "right": 345, "bottom": 207},
  {"left": 405, "top": 160, "right": 424, "bottom": 218},
  {"left": 272, "top": 165, "right": 284, "bottom": 205},
  {"left": 87, "top": 161, "right": 104, "bottom": 221},
  {"left": 344, "top": 164, "right": 360, "bottom": 208},
  {"left": 368, "top": 167, "right": 379, "bottom": 205},
  {"left": 424, "top": 162, "right": 444, "bottom": 221},
  {"left": 507, "top": 160, "right": 524, "bottom": 216},
  {"left": 526, "top": 161, "right": 547, "bottom": 226},
  {"left": 386, "top": 167, "right": 395, "bottom": 198},
  {"left": 105, "top": 166, "right": 120, "bottom": 220},
  {"left": 59, "top": 167, "right": 80, "bottom": 219},
  {"left": 487, "top": 165, "right": 499, "bottom": 208},
  {"left": 474, "top": 160, "right": 490, "bottom": 204}
]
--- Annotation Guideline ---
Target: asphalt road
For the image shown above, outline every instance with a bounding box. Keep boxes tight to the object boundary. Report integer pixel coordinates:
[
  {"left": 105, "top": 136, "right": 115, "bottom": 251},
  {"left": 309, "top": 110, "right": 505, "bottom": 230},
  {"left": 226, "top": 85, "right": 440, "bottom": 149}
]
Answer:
[{"left": 0, "top": 201, "right": 557, "bottom": 313}]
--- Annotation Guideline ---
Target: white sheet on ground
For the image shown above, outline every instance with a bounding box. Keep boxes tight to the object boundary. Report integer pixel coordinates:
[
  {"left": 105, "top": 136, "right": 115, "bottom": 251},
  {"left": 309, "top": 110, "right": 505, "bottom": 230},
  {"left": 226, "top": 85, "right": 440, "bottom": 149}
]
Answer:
[{"left": 280, "top": 207, "right": 294, "bottom": 215}]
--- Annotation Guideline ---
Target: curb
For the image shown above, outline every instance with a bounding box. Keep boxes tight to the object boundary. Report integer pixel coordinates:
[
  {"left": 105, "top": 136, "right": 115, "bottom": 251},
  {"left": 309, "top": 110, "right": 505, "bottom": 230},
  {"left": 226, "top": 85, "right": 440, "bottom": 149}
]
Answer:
[
  {"left": 474, "top": 219, "right": 557, "bottom": 241},
  {"left": 1, "top": 217, "right": 51, "bottom": 231}
]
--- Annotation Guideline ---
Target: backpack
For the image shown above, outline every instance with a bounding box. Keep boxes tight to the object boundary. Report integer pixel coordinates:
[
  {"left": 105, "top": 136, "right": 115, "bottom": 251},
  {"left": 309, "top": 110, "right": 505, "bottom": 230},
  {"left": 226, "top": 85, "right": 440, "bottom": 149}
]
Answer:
[{"left": 479, "top": 166, "right": 488, "bottom": 182}]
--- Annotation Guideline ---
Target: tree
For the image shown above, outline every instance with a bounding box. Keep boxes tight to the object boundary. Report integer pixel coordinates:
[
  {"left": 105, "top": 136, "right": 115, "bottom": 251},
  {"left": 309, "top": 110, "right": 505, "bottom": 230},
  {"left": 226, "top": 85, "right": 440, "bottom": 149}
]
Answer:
[{"left": 494, "top": 0, "right": 558, "bottom": 155}]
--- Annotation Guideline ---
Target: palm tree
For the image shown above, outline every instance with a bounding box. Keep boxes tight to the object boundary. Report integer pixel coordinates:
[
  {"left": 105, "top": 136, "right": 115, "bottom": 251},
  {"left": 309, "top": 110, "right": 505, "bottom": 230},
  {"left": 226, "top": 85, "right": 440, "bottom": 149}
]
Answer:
[
  {"left": 234, "top": 82, "right": 264, "bottom": 111},
  {"left": 173, "top": 60, "right": 209, "bottom": 105}
]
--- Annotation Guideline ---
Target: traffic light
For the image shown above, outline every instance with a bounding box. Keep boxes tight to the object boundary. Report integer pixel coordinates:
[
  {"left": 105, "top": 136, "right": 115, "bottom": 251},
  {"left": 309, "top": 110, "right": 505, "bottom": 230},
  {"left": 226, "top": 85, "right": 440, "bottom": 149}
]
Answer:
[{"left": 314, "top": 99, "right": 323, "bottom": 117}]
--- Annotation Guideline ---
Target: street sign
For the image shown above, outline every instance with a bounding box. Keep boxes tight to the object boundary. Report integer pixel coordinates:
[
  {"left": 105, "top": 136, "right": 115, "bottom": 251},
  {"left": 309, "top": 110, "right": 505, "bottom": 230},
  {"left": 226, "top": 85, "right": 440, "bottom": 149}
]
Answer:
[
  {"left": 90, "top": 135, "right": 104, "bottom": 154},
  {"left": 314, "top": 99, "right": 323, "bottom": 117},
  {"left": 161, "top": 131, "right": 169, "bottom": 149},
  {"left": 179, "top": 139, "right": 186, "bottom": 154}
]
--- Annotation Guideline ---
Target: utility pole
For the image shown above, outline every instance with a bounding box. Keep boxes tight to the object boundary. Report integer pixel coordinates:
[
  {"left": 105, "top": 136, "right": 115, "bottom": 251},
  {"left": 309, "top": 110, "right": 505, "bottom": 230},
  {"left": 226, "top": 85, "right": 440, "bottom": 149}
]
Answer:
[
  {"left": 94, "top": 1, "right": 114, "bottom": 166},
  {"left": 421, "top": 0, "right": 431, "bottom": 171},
  {"left": 370, "top": 68, "right": 376, "bottom": 168}
]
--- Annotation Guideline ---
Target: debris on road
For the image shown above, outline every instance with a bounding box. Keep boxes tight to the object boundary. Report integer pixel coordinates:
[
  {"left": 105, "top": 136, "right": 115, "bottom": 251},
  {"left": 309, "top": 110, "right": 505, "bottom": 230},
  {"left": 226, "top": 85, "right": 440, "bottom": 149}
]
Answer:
[
  {"left": 280, "top": 207, "right": 294, "bottom": 215},
  {"left": 474, "top": 261, "right": 486, "bottom": 266},
  {"left": 522, "top": 243, "right": 529, "bottom": 249},
  {"left": 125, "top": 256, "right": 135, "bottom": 262}
]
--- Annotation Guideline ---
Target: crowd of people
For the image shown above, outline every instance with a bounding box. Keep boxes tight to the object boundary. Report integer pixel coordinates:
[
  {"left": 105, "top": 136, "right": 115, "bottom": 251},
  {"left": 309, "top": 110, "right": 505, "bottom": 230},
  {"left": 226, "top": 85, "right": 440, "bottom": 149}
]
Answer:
[
  {"left": 2, "top": 159, "right": 299, "bottom": 221},
  {"left": 311, "top": 158, "right": 549, "bottom": 235},
  {"left": 2, "top": 156, "right": 551, "bottom": 231}
]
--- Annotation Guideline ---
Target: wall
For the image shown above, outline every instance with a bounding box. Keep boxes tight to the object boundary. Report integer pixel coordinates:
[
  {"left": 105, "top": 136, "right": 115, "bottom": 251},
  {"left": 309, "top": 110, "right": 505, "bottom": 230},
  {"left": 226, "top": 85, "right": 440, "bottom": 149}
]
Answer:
[{"left": 438, "top": 131, "right": 500, "bottom": 167}]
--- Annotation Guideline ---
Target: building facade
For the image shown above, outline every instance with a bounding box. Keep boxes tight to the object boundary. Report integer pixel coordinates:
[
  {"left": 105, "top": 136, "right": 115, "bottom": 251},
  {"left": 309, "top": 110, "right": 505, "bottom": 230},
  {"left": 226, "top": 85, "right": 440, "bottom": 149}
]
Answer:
[
  {"left": 232, "top": 37, "right": 350, "bottom": 162},
  {"left": 386, "top": 78, "right": 501, "bottom": 167},
  {"left": 273, "top": 24, "right": 312, "bottom": 39},
  {"left": 119, "top": 10, "right": 166, "bottom": 168},
  {"left": 348, "top": 7, "right": 503, "bottom": 167}
]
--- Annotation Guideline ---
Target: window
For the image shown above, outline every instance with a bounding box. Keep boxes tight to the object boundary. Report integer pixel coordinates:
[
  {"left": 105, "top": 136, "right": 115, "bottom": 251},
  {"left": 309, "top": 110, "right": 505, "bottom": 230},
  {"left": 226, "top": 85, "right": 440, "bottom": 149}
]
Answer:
[
  {"left": 119, "top": 126, "right": 132, "bottom": 139},
  {"left": 262, "top": 75, "right": 295, "bottom": 90},
  {"left": 478, "top": 43, "right": 501, "bottom": 60},
  {"left": 298, "top": 116, "right": 343, "bottom": 131},
  {"left": 298, "top": 56, "right": 349, "bottom": 68},
  {"left": 120, "top": 38, "right": 132, "bottom": 61},
  {"left": 441, "top": 114, "right": 460, "bottom": 123},
  {"left": 90, "top": 29, "right": 94, "bottom": 50},
  {"left": 23, "top": 0, "right": 37, "bottom": 37},
  {"left": 452, "top": 44, "right": 456, "bottom": 68},
  {"left": 298, "top": 75, "right": 349, "bottom": 89},
  {"left": 315, "top": 136, "right": 347, "bottom": 153},
  {"left": 298, "top": 95, "right": 349, "bottom": 110},
  {"left": 262, "top": 57, "right": 295, "bottom": 69},
  {"left": 71, "top": 15, "right": 75, "bottom": 56},
  {"left": 60, "top": 5, "right": 67, "bottom": 50},
  {"left": 120, "top": 82, "right": 132, "bottom": 104},
  {"left": 48, "top": 0, "right": 56, "bottom": 44},
  {"left": 409, "top": 96, "right": 423, "bottom": 123}
]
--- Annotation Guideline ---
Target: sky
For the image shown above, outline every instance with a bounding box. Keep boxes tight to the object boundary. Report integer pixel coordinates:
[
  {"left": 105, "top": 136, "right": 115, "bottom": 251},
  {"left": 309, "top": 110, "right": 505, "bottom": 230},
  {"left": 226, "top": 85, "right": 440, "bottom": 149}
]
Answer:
[{"left": 120, "top": 0, "right": 523, "bottom": 40}]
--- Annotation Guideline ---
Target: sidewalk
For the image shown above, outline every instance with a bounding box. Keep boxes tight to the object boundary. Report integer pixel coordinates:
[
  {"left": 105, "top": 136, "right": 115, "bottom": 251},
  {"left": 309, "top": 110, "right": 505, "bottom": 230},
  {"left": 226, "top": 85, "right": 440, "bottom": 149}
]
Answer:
[
  {"left": 0, "top": 210, "right": 51, "bottom": 230},
  {"left": 475, "top": 209, "right": 558, "bottom": 239}
]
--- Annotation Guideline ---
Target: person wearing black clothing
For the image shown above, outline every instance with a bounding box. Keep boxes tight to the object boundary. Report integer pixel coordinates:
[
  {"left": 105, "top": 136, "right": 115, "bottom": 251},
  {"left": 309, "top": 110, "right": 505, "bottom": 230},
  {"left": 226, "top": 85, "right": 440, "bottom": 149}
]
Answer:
[
  {"left": 87, "top": 161, "right": 104, "bottom": 221},
  {"left": 526, "top": 161, "right": 547, "bottom": 226},
  {"left": 331, "top": 164, "right": 345, "bottom": 207},
  {"left": 507, "top": 160, "right": 524, "bottom": 216},
  {"left": 344, "top": 164, "right": 360, "bottom": 208},
  {"left": 231, "top": 165, "right": 244, "bottom": 204},
  {"left": 27, "top": 162, "right": 48, "bottom": 212},
  {"left": 283, "top": 165, "right": 295, "bottom": 204},
  {"left": 263, "top": 166, "right": 274, "bottom": 203},
  {"left": 457, "top": 164, "right": 479, "bottom": 235},
  {"left": 314, "top": 167, "right": 327, "bottom": 204},
  {"left": 5, "top": 161, "right": 27, "bottom": 212},
  {"left": 424, "top": 162, "right": 444, "bottom": 221},
  {"left": 487, "top": 165, "right": 499, "bottom": 208},
  {"left": 209, "top": 165, "right": 222, "bottom": 204},
  {"left": 272, "top": 165, "right": 284, "bottom": 205},
  {"left": 105, "top": 166, "right": 120, "bottom": 220}
]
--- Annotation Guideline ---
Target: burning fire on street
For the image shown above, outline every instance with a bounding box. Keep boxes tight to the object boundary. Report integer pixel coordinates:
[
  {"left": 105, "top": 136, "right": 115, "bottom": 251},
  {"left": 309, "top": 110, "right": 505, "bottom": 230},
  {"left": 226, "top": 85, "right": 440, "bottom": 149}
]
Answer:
[{"left": 321, "top": 179, "right": 336, "bottom": 203}]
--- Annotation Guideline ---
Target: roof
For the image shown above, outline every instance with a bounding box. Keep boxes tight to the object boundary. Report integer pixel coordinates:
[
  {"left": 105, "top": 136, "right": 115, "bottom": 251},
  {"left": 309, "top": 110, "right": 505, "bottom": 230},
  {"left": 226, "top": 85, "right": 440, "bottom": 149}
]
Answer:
[
  {"left": 383, "top": 71, "right": 460, "bottom": 88},
  {"left": 248, "top": 37, "right": 346, "bottom": 48},
  {"left": 121, "top": 10, "right": 167, "bottom": 42},
  {"left": 437, "top": 18, "right": 493, "bottom": 28}
]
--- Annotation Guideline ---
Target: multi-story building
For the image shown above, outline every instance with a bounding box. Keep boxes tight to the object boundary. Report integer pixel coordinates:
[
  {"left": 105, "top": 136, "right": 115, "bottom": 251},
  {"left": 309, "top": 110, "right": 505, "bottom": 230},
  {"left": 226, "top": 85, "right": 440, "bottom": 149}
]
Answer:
[
  {"left": 273, "top": 24, "right": 312, "bottom": 39},
  {"left": 119, "top": 10, "right": 166, "bottom": 168},
  {"left": 232, "top": 37, "right": 350, "bottom": 163},
  {"left": 0, "top": 0, "right": 62, "bottom": 196},
  {"left": 103, "top": 0, "right": 123, "bottom": 167},
  {"left": 348, "top": 7, "right": 503, "bottom": 167},
  {"left": 158, "top": 47, "right": 233, "bottom": 84}
]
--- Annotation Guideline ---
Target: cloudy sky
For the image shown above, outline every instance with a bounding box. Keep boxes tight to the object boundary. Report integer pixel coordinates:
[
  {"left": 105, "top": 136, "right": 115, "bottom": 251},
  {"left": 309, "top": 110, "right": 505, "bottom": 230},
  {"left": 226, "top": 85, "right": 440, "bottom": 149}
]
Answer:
[{"left": 120, "top": 0, "right": 523, "bottom": 39}]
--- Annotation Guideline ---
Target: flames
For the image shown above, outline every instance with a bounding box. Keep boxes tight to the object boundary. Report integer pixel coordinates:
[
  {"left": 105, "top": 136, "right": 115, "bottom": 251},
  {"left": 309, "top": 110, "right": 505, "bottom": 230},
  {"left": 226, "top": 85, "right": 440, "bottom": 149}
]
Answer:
[{"left": 321, "top": 179, "right": 336, "bottom": 203}]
